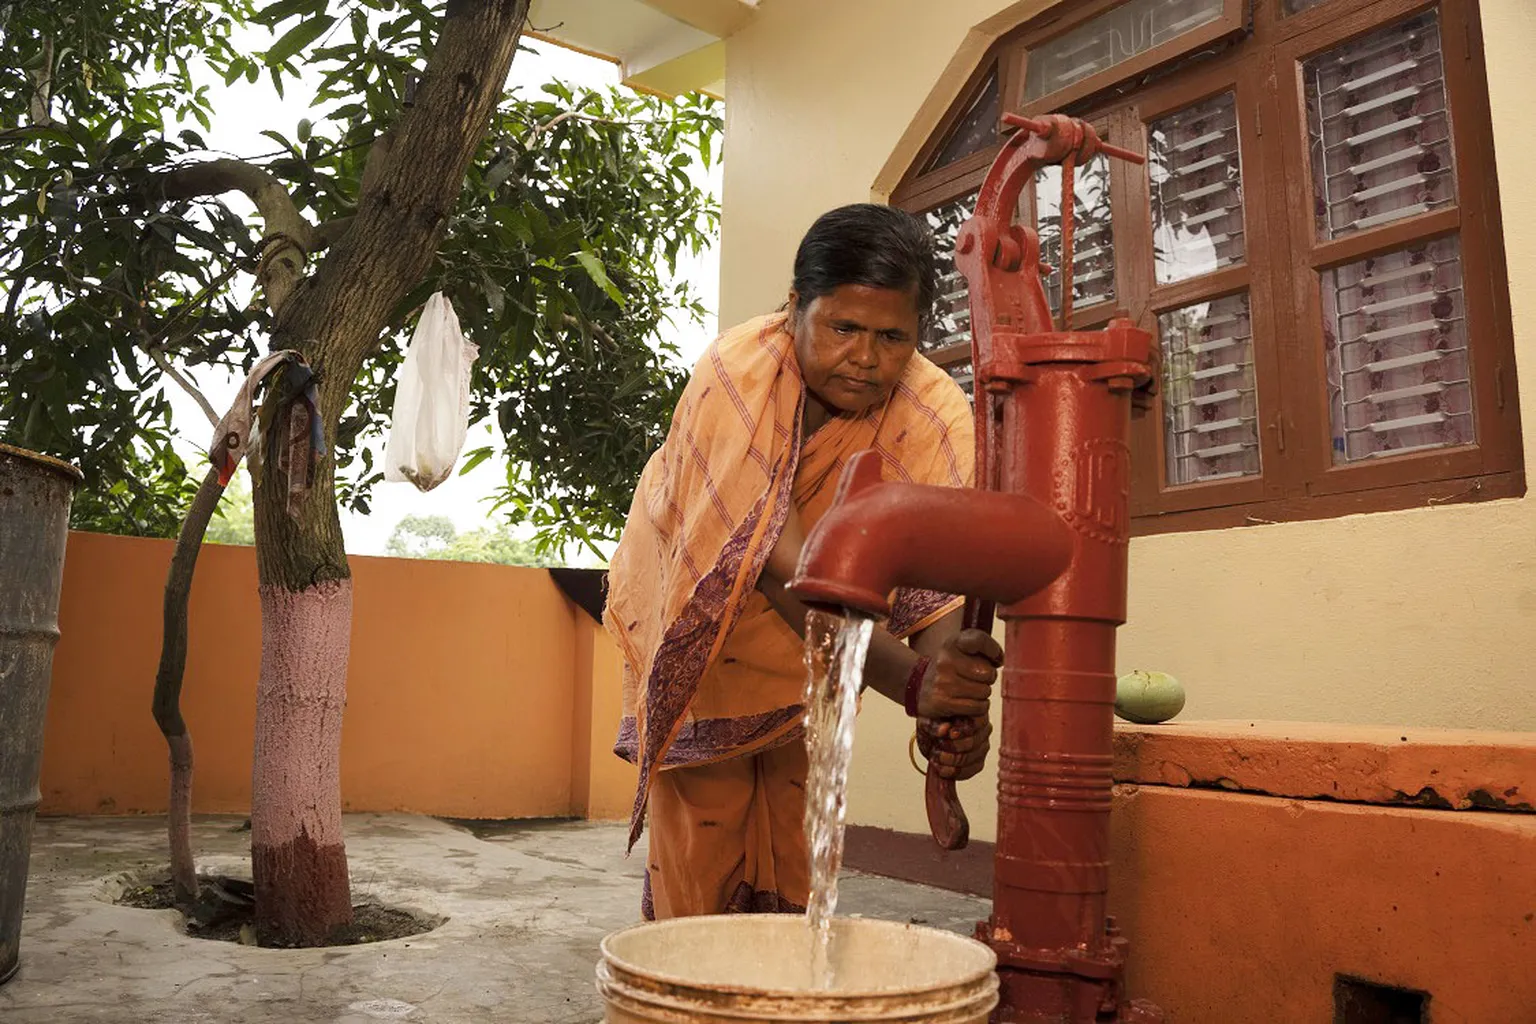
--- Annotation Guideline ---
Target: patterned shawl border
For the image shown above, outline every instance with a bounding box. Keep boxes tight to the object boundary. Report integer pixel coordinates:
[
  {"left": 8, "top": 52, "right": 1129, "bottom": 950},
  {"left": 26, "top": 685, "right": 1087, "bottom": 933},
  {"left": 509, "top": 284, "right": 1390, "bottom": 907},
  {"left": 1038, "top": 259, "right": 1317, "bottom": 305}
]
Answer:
[
  {"left": 614, "top": 705, "right": 805, "bottom": 767},
  {"left": 887, "top": 588, "right": 966, "bottom": 640},
  {"left": 624, "top": 410, "right": 804, "bottom": 851}
]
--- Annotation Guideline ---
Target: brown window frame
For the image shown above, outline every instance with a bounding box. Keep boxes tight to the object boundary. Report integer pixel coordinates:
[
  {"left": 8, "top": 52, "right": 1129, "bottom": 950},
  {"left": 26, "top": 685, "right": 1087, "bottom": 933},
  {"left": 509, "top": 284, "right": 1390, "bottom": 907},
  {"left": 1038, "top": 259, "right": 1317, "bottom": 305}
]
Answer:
[
  {"left": 1012, "top": 0, "right": 1250, "bottom": 116},
  {"left": 895, "top": 58, "right": 1005, "bottom": 213},
  {"left": 890, "top": 0, "right": 1523, "bottom": 536}
]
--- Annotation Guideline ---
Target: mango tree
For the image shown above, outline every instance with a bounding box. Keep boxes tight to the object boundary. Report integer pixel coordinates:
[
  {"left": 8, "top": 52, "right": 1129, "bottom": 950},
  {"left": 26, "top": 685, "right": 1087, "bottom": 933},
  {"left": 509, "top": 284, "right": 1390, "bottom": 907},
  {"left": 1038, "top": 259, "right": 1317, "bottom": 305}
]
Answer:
[{"left": 1, "top": 0, "right": 718, "bottom": 945}]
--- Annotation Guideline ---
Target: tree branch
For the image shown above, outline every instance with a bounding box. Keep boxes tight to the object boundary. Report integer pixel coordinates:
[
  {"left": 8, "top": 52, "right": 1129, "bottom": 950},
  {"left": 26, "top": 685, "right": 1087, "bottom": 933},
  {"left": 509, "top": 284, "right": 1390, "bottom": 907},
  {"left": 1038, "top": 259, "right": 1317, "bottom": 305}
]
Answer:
[
  {"left": 152, "top": 465, "right": 228, "bottom": 903},
  {"left": 144, "top": 346, "right": 220, "bottom": 427},
  {"left": 144, "top": 260, "right": 244, "bottom": 346},
  {"left": 311, "top": 216, "right": 355, "bottom": 251},
  {"left": 356, "top": 128, "right": 397, "bottom": 203},
  {"left": 157, "top": 159, "right": 314, "bottom": 314},
  {"left": 28, "top": 35, "right": 54, "bottom": 125},
  {"left": 271, "top": 0, "right": 530, "bottom": 395},
  {"left": 562, "top": 312, "right": 619, "bottom": 351},
  {"left": 524, "top": 109, "right": 624, "bottom": 145}
]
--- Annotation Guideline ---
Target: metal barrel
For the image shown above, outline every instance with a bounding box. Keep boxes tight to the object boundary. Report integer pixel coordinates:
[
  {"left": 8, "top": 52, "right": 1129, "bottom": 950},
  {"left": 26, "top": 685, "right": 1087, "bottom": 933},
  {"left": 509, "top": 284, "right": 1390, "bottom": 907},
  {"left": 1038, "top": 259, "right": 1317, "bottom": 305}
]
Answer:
[{"left": 0, "top": 443, "right": 82, "bottom": 985}]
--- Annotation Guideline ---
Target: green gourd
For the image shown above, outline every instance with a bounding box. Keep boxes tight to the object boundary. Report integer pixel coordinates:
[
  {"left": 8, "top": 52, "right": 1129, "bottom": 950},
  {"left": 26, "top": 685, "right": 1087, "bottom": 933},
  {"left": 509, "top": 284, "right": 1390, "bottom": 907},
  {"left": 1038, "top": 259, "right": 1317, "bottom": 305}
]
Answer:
[{"left": 1115, "top": 670, "right": 1185, "bottom": 725}]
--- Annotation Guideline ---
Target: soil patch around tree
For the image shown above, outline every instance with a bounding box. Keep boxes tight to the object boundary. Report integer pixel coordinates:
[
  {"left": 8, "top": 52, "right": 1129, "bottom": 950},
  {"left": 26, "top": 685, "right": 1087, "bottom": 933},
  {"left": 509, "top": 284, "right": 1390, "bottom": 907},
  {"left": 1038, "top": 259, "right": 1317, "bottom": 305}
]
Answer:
[{"left": 116, "top": 873, "right": 442, "bottom": 948}]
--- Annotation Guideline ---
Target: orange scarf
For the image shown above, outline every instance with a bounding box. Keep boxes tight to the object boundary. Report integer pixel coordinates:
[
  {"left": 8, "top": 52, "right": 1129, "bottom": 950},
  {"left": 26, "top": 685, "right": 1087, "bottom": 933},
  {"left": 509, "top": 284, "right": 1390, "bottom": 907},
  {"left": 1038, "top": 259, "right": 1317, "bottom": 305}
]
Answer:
[{"left": 604, "top": 312, "right": 974, "bottom": 849}]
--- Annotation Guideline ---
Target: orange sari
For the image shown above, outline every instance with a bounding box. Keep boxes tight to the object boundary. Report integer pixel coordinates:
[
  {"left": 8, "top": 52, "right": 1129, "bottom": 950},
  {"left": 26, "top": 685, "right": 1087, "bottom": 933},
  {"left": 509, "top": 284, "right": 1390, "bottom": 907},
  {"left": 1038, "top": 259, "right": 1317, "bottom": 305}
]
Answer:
[{"left": 603, "top": 312, "right": 974, "bottom": 918}]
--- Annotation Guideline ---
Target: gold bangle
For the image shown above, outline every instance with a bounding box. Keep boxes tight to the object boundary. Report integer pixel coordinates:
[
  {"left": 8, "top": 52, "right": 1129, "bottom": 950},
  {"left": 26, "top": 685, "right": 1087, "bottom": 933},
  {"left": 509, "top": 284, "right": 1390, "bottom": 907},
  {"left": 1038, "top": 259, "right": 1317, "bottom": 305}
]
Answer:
[{"left": 908, "top": 732, "right": 928, "bottom": 777}]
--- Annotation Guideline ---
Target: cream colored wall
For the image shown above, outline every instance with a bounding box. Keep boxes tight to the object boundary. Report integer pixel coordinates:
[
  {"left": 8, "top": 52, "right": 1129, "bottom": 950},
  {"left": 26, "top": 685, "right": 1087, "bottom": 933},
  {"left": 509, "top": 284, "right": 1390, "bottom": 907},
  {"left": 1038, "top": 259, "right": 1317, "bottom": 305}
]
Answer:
[{"left": 722, "top": 0, "right": 1536, "bottom": 841}]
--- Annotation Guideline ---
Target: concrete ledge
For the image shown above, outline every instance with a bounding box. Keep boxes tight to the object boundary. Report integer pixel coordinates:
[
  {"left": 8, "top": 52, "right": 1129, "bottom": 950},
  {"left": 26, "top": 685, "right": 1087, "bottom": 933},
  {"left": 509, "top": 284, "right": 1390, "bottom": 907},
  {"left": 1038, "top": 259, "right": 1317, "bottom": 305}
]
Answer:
[
  {"left": 1113, "top": 719, "right": 1536, "bottom": 812},
  {"left": 1111, "top": 786, "right": 1536, "bottom": 1022}
]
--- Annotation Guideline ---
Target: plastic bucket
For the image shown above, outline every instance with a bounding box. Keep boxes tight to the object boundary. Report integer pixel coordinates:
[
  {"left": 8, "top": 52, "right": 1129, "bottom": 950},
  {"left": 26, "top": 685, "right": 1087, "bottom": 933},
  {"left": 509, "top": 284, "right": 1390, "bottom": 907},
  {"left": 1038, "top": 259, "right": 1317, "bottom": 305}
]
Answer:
[{"left": 597, "top": 914, "right": 999, "bottom": 1022}]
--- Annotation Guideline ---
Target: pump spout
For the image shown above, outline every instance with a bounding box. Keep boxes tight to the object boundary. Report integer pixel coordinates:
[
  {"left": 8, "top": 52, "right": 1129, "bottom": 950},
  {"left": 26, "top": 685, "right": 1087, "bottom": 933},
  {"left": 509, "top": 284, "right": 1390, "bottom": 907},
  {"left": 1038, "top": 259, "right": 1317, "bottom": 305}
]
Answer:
[{"left": 786, "top": 451, "right": 1073, "bottom": 618}]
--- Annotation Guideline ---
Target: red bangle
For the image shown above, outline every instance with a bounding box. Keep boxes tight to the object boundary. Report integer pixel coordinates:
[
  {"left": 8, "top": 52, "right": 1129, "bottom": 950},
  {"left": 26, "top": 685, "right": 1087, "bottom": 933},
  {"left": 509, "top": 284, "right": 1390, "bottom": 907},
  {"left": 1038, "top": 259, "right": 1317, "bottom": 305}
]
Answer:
[{"left": 904, "top": 656, "right": 930, "bottom": 718}]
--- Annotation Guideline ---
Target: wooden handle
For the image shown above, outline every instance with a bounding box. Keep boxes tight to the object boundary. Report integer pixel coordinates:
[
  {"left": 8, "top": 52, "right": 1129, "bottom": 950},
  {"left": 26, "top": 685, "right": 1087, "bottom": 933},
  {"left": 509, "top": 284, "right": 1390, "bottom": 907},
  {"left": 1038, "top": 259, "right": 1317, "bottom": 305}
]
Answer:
[{"left": 924, "top": 769, "right": 969, "bottom": 850}]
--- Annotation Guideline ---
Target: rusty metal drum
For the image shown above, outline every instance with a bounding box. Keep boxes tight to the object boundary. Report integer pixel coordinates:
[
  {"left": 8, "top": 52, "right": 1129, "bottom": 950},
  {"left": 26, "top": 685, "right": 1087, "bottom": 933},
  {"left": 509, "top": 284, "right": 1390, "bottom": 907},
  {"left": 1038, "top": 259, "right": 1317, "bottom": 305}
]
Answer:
[{"left": 0, "top": 443, "right": 82, "bottom": 985}]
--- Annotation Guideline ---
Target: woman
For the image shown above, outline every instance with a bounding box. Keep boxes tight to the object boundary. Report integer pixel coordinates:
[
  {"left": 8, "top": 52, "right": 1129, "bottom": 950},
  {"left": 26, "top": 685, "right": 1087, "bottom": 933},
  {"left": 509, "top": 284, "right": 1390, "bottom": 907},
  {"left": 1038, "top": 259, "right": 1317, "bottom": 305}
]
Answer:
[{"left": 604, "top": 203, "right": 1000, "bottom": 920}]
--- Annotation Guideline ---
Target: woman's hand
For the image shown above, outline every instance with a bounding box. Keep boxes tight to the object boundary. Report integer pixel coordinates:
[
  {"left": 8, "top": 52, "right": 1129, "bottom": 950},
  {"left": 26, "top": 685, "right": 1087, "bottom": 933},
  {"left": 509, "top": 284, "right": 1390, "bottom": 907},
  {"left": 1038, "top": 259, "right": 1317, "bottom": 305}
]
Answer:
[
  {"left": 918, "top": 716, "right": 992, "bottom": 780},
  {"left": 916, "top": 628, "right": 1002, "bottom": 720},
  {"left": 762, "top": 505, "right": 807, "bottom": 583}
]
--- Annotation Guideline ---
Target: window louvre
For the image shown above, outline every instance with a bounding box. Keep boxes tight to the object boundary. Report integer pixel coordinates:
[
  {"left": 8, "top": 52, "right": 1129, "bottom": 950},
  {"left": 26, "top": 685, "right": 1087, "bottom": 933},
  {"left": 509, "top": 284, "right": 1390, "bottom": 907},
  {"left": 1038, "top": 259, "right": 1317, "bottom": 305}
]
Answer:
[
  {"left": 922, "top": 190, "right": 980, "bottom": 357},
  {"left": 1159, "top": 292, "right": 1262, "bottom": 484},
  {"left": 1321, "top": 236, "right": 1473, "bottom": 463},
  {"left": 1036, "top": 154, "right": 1117, "bottom": 312},
  {"left": 1149, "top": 91, "right": 1246, "bottom": 284},
  {"left": 1304, "top": 10, "right": 1456, "bottom": 241},
  {"left": 1023, "top": 0, "right": 1227, "bottom": 103},
  {"left": 951, "top": 358, "right": 977, "bottom": 399}
]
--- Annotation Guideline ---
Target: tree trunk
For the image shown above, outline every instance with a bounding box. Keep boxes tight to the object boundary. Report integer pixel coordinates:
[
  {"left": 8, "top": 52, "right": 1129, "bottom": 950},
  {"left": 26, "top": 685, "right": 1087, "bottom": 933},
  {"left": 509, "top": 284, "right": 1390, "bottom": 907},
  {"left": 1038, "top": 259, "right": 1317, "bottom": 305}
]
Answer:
[
  {"left": 250, "top": 436, "right": 353, "bottom": 944},
  {"left": 246, "top": 0, "right": 530, "bottom": 946}
]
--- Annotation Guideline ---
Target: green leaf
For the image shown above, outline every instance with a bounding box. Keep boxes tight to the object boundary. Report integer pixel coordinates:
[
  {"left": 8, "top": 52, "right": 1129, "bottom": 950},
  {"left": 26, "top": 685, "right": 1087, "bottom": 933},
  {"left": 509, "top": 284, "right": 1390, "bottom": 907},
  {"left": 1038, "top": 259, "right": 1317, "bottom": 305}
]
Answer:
[
  {"left": 480, "top": 271, "right": 505, "bottom": 317},
  {"left": 575, "top": 251, "right": 625, "bottom": 307},
  {"left": 484, "top": 153, "right": 516, "bottom": 192},
  {"left": 459, "top": 447, "right": 493, "bottom": 475},
  {"left": 265, "top": 15, "right": 334, "bottom": 66},
  {"left": 495, "top": 205, "right": 534, "bottom": 247},
  {"left": 253, "top": 0, "right": 327, "bottom": 28}
]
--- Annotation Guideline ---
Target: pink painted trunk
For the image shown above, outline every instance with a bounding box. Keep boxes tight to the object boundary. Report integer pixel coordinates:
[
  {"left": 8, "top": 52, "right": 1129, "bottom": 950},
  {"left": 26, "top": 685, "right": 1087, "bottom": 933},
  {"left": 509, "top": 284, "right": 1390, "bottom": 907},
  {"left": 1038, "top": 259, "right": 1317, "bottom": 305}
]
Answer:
[{"left": 252, "top": 579, "right": 353, "bottom": 945}]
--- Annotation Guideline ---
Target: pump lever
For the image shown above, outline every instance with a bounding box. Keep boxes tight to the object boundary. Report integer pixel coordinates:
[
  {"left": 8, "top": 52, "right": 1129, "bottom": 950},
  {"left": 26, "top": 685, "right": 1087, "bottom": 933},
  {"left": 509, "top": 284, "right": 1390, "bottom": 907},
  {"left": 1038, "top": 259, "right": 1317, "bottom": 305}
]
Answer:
[{"left": 922, "top": 596, "right": 995, "bottom": 850}]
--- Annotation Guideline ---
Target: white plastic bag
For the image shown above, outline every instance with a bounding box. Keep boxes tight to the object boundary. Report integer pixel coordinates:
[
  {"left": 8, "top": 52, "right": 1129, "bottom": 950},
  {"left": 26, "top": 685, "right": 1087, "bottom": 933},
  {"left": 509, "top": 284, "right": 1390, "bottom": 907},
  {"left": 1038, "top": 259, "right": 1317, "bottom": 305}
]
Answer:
[{"left": 383, "top": 291, "right": 480, "bottom": 492}]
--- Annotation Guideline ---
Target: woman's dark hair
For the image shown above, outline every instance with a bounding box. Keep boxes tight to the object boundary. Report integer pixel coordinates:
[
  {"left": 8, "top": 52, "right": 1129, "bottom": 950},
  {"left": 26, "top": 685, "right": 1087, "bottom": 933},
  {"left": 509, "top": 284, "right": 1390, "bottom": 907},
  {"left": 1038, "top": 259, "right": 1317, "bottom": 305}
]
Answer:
[{"left": 790, "top": 204, "right": 939, "bottom": 328}]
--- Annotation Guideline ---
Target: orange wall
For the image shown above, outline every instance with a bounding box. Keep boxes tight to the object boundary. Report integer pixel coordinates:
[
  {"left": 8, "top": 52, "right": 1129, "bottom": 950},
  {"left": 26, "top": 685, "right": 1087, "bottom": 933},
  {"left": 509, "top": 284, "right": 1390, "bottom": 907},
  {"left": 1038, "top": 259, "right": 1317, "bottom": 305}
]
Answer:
[
  {"left": 1104, "top": 720, "right": 1536, "bottom": 1021},
  {"left": 39, "top": 531, "right": 635, "bottom": 820},
  {"left": 1110, "top": 787, "right": 1536, "bottom": 1022}
]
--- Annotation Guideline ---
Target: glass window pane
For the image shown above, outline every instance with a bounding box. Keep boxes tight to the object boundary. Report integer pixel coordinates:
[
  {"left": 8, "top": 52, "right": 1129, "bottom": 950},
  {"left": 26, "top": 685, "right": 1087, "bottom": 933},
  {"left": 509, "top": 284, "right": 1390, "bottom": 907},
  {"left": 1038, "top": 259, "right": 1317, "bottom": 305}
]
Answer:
[
  {"left": 1321, "top": 236, "right": 1474, "bottom": 463},
  {"left": 1304, "top": 10, "right": 1456, "bottom": 241},
  {"left": 1024, "top": 0, "right": 1226, "bottom": 102},
  {"left": 924, "top": 68, "right": 1000, "bottom": 173},
  {"left": 949, "top": 358, "right": 976, "bottom": 400},
  {"left": 1035, "top": 153, "right": 1116, "bottom": 314},
  {"left": 1285, "top": 0, "right": 1331, "bottom": 11},
  {"left": 1158, "top": 292, "right": 1261, "bottom": 485},
  {"left": 921, "top": 190, "right": 980, "bottom": 356},
  {"left": 1149, "top": 91, "right": 1245, "bottom": 285}
]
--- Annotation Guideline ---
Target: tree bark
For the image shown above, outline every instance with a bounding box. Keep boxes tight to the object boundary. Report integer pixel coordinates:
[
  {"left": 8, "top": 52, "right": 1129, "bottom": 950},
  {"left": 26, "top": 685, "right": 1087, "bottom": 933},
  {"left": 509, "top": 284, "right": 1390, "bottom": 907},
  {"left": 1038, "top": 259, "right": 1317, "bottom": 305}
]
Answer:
[{"left": 247, "top": 0, "right": 530, "bottom": 946}]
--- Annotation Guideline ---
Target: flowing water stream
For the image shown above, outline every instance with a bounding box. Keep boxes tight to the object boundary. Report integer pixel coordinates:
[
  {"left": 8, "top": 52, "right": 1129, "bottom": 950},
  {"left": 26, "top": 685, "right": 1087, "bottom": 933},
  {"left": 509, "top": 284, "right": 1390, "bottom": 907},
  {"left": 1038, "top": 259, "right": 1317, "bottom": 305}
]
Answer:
[{"left": 801, "top": 608, "right": 876, "bottom": 990}]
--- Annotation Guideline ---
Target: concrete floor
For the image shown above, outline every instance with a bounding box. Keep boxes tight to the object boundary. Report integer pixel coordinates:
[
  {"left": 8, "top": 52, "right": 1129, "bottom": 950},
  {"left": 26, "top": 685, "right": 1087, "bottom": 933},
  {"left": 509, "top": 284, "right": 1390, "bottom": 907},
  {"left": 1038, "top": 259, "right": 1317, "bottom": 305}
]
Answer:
[{"left": 0, "top": 814, "right": 990, "bottom": 1023}]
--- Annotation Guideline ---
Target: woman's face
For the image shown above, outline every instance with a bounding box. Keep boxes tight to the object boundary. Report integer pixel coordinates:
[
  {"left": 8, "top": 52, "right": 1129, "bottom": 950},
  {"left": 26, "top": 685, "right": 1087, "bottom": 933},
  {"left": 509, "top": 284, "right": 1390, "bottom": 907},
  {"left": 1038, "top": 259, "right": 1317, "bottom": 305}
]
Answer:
[{"left": 790, "top": 283, "right": 921, "bottom": 415}]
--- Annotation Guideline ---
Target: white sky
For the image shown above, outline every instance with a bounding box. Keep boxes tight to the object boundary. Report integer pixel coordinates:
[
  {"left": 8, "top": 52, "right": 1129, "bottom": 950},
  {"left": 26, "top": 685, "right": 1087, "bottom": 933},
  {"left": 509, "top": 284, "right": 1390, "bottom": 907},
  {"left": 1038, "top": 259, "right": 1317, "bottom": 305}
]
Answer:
[{"left": 165, "top": 36, "right": 721, "bottom": 563}]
